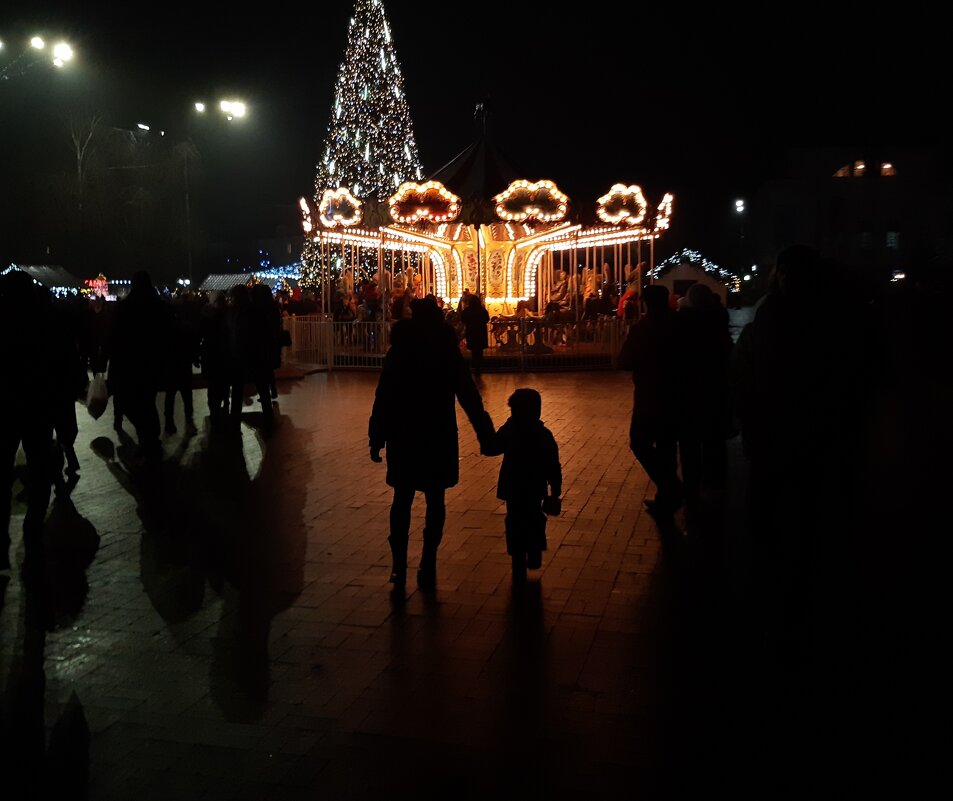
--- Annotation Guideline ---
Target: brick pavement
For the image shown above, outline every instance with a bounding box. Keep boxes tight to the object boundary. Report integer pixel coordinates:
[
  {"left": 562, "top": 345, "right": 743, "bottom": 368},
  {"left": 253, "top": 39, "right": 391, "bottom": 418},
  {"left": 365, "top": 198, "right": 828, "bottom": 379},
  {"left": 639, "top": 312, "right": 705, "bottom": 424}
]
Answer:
[{"left": 0, "top": 368, "right": 919, "bottom": 799}]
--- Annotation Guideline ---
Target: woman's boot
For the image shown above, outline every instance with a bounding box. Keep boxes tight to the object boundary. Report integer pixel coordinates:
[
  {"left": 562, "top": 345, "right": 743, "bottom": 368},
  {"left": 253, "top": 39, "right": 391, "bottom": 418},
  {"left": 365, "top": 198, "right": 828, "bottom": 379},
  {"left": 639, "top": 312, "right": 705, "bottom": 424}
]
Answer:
[
  {"left": 417, "top": 534, "right": 438, "bottom": 591},
  {"left": 388, "top": 535, "right": 407, "bottom": 585}
]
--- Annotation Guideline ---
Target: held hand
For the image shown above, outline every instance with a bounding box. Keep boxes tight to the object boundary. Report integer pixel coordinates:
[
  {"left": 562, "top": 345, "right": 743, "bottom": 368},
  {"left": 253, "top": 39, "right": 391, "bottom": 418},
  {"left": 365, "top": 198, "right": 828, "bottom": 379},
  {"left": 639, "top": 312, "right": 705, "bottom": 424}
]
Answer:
[
  {"left": 370, "top": 447, "right": 383, "bottom": 463},
  {"left": 477, "top": 430, "right": 496, "bottom": 456}
]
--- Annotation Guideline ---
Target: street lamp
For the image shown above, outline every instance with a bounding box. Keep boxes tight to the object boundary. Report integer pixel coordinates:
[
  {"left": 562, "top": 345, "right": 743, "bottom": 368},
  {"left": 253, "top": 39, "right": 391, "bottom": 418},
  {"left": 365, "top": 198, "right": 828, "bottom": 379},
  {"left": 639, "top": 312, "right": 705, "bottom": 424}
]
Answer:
[
  {"left": 183, "top": 100, "right": 249, "bottom": 281},
  {"left": 1, "top": 35, "right": 75, "bottom": 80},
  {"left": 734, "top": 199, "right": 747, "bottom": 279},
  {"left": 129, "top": 100, "right": 249, "bottom": 285},
  {"left": 52, "top": 42, "right": 73, "bottom": 67}
]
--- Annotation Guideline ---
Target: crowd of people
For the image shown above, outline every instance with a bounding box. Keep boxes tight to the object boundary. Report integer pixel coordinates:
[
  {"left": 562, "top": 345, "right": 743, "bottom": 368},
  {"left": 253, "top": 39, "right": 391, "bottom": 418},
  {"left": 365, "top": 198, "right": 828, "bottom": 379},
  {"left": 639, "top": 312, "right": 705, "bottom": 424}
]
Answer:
[
  {"left": 0, "top": 270, "right": 289, "bottom": 569},
  {"left": 618, "top": 280, "right": 734, "bottom": 518}
]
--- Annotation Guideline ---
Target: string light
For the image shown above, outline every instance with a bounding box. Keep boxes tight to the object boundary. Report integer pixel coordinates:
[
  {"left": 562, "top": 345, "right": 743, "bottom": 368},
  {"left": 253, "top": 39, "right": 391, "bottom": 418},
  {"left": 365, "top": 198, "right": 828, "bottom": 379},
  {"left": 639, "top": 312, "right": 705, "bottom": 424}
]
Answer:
[
  {"left": 318, "top": 187, "right": 364, "bottom": 228},
  {"left": 494, "top": 179, "right": 568, "bottom": 222},
  {"left": 596, "top": 184, "right": 648, "bottom": 226},
  {"left": 654, "top": 193, "right": 674, "bottom": 232},
  {"left": 654, "top": 248, "right": 734, "bottom": 284},
  {"left": 388, "top": 181, "right": 461, "bottom": 224}
]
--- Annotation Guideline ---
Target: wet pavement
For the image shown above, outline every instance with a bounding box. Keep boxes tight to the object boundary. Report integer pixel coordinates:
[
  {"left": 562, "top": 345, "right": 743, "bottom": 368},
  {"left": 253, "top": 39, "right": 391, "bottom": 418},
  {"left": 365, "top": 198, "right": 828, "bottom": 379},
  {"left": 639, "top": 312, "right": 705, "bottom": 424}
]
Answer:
[{"left": 0, "top": 369, "right": 932, "bottom": 799}]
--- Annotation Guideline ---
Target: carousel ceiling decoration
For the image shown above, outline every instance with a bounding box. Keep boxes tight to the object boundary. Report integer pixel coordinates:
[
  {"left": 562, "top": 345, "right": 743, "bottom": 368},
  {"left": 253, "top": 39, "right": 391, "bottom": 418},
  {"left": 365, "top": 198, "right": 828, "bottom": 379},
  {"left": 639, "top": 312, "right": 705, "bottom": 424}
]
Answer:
[
  {"left": 494, "top": 179, "right": 568, "bottom": 223},
  {"left": 318, "top": 187, "right": 364, "bottom": 228},
  {"left": 388, "top": 180, "right": 461, "bottom": 224},
  {"left": 299, "top": 197, "right": 315, "bottom": 234},
  {"left": 654, "top": 193, "right": 674, "bottom": 232},
  {"left": 596, "top": 184, "right": 648, "bottom": 226}
]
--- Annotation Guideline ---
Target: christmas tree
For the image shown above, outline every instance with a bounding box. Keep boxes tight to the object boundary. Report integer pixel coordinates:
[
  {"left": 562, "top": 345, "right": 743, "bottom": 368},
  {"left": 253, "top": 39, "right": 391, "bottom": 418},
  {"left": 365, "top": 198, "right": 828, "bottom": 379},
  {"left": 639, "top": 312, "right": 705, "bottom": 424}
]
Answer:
[{"left": 301, "top": 0, "right": 424, "bottom": 286}]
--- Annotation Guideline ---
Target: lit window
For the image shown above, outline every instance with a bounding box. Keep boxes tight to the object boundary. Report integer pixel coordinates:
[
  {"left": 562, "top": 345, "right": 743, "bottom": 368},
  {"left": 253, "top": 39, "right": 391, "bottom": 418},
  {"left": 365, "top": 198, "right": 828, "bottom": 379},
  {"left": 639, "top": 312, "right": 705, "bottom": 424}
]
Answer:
[
  {"left": 881, "top": 162, "right": 896, "bottom": 176},
  {"left": 886, "top": 231, "right": 900, "bottom": 250},
  {"left": 833, "top": 164, "right": 851, "bottom": 178},
  {"left": 853, "top": 161, "right": 866, "bottom": 177}
]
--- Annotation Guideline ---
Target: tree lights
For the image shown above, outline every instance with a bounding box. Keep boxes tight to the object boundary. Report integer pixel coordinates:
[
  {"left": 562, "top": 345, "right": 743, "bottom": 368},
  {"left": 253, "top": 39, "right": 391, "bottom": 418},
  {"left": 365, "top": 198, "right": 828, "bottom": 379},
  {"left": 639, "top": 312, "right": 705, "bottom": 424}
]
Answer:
[{"left": 301, "top": 0, "right": 424, "bottom": 286}]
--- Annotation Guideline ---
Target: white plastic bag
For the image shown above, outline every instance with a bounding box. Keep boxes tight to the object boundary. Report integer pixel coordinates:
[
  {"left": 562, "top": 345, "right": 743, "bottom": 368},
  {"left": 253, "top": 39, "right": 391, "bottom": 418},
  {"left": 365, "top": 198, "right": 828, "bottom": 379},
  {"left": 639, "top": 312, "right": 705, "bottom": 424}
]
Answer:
[{"left": 86, "top": 373, "right": 109, "bottom": 420}]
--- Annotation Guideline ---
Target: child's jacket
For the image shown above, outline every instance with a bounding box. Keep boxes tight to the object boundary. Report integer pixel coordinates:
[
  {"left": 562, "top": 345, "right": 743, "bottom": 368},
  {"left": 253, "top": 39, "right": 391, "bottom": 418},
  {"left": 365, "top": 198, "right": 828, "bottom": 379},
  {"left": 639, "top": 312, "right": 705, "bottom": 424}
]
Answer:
[{"left": 484, "top": 417, "right": 561, "bottom": 502}]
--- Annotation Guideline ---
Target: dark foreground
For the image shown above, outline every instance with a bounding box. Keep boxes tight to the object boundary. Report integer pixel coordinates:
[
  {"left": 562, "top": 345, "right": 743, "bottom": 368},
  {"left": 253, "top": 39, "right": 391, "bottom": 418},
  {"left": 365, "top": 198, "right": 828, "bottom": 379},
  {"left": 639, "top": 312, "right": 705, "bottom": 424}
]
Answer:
[{"left": 0, "top": 371, "right": 944, "bottom": 799}]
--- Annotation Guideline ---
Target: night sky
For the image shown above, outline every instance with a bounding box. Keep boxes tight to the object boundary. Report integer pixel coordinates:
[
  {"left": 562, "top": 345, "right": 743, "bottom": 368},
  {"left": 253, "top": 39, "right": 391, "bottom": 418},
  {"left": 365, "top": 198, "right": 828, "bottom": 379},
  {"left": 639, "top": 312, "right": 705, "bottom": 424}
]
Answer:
[{"left": 2, "top": 2, "right": 942, "bottom": 265}]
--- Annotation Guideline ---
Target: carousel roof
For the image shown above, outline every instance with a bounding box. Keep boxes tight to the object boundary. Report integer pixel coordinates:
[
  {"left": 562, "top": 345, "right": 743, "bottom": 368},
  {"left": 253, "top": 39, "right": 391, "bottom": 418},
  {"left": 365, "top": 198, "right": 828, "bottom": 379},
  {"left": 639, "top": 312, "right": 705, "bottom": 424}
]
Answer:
[{"left": 427, "top": 125, "right": 522, "bottom": 225}]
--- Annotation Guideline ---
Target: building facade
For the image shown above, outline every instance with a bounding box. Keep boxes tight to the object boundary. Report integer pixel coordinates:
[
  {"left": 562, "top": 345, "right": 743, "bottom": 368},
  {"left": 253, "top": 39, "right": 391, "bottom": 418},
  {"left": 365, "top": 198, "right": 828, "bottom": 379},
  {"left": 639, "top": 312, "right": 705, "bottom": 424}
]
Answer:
[{"left": 751, "top": 147, "right": 950, "bottom": 278}]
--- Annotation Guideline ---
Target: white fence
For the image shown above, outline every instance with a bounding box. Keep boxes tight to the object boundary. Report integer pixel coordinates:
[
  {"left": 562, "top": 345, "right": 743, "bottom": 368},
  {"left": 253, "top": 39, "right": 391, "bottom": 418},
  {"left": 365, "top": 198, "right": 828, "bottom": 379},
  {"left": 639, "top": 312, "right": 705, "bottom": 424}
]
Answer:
[{"left": 282, "top": 315, "right": 626, "bottom": 372}]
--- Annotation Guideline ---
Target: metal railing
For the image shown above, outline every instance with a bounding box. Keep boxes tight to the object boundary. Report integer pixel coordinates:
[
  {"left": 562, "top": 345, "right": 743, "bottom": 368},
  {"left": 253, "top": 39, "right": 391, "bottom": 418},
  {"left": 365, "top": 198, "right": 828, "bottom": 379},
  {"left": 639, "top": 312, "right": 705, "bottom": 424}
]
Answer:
[{"left": 282, "top": 316, "right": 626, "bottom": 372}]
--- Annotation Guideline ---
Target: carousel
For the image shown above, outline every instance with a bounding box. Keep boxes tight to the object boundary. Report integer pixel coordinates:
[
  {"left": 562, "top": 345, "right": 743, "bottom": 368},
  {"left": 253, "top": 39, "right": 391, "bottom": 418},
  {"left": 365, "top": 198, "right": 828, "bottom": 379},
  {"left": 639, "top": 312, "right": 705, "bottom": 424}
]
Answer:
[{"left": 299, "top": 131, "right": 674, "bottom": 320}]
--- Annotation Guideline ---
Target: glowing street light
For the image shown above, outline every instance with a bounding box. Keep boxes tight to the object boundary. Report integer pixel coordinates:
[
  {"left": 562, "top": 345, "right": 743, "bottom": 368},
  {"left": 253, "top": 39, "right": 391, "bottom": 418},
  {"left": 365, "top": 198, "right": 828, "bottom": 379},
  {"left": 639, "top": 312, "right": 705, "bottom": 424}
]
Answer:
[
  {"left": 219, "top": 99, "right": 247, "bottom": 120},
  {"left": 735, "top": 199, "right": 745, "bottom": 214},
  {"left": 195, "top": 100, "right": 248, "bottom": 120},
  {"left": 52, "top": 41, "right": 73, "bottom": 67},
  {"left": 1, "top": 35, "right": 75, "bottom": 80}
]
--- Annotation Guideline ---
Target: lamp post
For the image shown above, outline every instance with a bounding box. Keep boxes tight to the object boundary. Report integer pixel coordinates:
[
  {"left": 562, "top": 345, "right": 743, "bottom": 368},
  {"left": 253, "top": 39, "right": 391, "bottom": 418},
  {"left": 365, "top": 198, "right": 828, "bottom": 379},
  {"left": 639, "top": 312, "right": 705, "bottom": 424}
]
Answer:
[
  {"left": 185, "top": 99, "right": 247, "bottom": 284},
  {"left": 0, "top": 35, "right": 74, "bottom": 81},
  {"left": 183, "top": 142, "right": 194, "bottom": 285},
  {"left": 135, "top": 98, "right": 248, "bottom": 286},
  {"left": 735, "top": 198, "right": 747, "bottom": 279}
]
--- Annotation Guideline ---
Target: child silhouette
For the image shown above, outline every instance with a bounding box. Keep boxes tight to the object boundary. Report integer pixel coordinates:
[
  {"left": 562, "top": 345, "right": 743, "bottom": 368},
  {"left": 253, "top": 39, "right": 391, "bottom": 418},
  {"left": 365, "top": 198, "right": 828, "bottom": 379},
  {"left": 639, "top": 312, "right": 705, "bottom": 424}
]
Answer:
[{"left": 482, "top": 388, "right": 562, "bottom": 579}]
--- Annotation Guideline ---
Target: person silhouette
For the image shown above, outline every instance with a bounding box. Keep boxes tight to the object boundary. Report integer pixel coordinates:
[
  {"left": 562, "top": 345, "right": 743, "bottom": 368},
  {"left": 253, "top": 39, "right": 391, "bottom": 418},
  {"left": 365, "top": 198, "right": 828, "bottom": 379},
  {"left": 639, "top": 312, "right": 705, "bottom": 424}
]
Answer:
[
  {"left": 1, "top": 271, "right": 74, "bottom": 570},
  {"left": 731, "top": 244, "right": 861, "bottom": 648},
  {"left": 674, "top": 282, "right": 733, "bottom": 508},
  {"left": 618, "top": 284, "right": 683, "bottom": 517},
  {"left": 368, "top": 296, "right": 494, "bottom": 590},
  {"left": 481, "top": 388, "right": 562, "bottom": 579},
  {"left": 200, "top": 291, "right": 230, "bottom": 425},
  {"left": 107, "top": 270, "right": 172, "bottom": 462},
  {"left": 460, "top": 293, "right": 490, "bottom": 375},
  {"left": 163, "top": 294, "right": 200, "bottom": 437}
]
